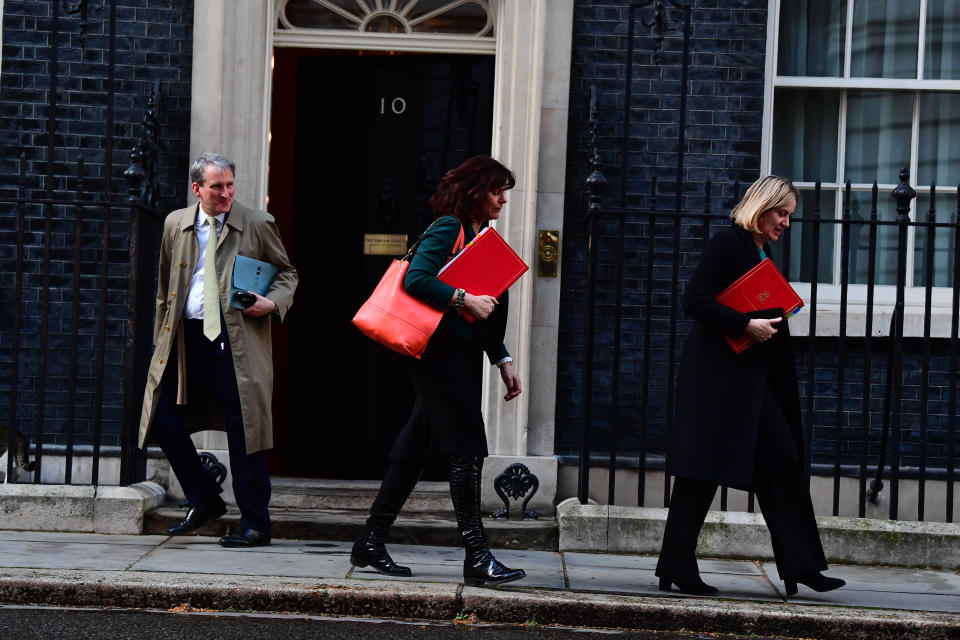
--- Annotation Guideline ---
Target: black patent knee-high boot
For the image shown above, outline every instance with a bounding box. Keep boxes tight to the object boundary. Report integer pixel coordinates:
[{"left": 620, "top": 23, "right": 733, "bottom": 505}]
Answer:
[
  {"left": 350, "top": 461, "right": 421, "bottom": 577},
  {"left": 449, "top": 455, "right": 526, "bottom": 586}
]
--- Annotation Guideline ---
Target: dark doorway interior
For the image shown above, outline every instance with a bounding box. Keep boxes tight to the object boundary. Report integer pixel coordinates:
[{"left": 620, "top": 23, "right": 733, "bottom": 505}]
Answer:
[{"left": 268, "top": 50, "right": 494, "bottom": 480}]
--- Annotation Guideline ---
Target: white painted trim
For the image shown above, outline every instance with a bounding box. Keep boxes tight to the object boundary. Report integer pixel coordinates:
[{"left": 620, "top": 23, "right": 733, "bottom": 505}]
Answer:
[
  {"left": 760, "top": 0, "right": 777, "bottom": 175},
  {"left": 260, "top": 0, "right": 277, "bottom": 209},
  {"left": 918, "top": 0, "right": 928, "bottom": 81},
  {"left": 843, "top": 0, "right": 853, "bottom": 78},
  {"left": 789, "top": 282, "right": 959, "bottom": 338},
  {"left": 775, "top": 76, "right": 960, "bottom": 90},
  {"left": 273, "top": 29, "right": 496, "bottom": 54}
]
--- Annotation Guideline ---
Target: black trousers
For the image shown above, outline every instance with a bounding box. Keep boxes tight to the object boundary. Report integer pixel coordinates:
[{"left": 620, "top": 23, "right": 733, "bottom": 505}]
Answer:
[
  {"left": 151, "top": 319, "right": 272, "bottom": 535},
  {"left": 656, "top": 387, "right": 827, "bottom": 582}
]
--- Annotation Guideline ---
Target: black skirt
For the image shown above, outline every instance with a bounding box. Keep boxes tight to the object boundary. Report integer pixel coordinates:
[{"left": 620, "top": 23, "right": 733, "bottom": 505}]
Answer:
[{"left": 389, "top": 320, "right": 488, "bottom": 464}]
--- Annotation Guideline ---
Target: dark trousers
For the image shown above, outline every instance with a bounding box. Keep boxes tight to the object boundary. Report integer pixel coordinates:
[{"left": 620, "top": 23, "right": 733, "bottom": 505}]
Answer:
[
  {"left": 656, "top": 388, "right": 827, "bottom": 582},
  {"left": 370, "top": 459, "right": 423, "bottom": 516},
  {"left": 151, "top": 319, "right": 271, "bottom": 535}
]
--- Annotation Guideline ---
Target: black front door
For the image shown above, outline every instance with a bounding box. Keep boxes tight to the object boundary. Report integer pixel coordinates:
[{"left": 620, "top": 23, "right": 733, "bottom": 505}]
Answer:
[{"left": 276, "top": 51, "right": 494, "bottom": 479}]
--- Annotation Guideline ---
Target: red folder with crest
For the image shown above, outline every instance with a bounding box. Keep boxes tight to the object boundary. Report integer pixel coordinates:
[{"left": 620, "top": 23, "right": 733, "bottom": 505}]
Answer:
[{"left": 715, "top": 258, "right": 804, "bottom": 354}]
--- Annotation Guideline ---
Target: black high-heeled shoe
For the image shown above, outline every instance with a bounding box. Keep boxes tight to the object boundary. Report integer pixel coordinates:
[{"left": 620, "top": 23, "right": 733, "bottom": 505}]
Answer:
[
  {"left": 658, "top": 576, "right": 719, "bottom": 595},
  {"left": 783, "top": 572, "right": 845, "bottom": 596}
]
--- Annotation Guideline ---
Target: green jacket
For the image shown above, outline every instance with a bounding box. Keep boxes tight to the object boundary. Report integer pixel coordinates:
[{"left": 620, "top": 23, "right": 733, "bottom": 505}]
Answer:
[{"left": 405, "top": 215, "right": 509, "bottom": 364}]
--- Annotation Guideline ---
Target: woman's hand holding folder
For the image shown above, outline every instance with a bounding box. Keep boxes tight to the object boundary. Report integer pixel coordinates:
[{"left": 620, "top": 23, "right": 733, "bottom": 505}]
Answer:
[
  {"left": 744, "top": 316, "right": 782, "bottom": 343},
  {"left": 457, "top": 293, "right": 498, "bottom": 320}
]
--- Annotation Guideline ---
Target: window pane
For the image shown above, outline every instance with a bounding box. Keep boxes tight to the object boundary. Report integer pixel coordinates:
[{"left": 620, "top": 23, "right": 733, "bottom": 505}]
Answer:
[
  {"left": 845, "top": 91, "right": 914, "bottom": 184},
  {"left": 780, "top": 189, "right": 835, "bottom": 283},
  {"left": 924, "top": 0, "right": 960, "bottom": 79},
  {"left": 914, "top": 193, "right": 958, "bottom": 287},
  {"left": 844, "top": 190, "right": 900, "bottom": 285},
  {"left": 772, "top": 88, "right": 840, "bottom": 182},
  {"left": 851, "top": 0, "right": 920, "bottom": 78},
  {"left": 918, "top": 92, "right": 960, "bottom": 186},
  {"left": 777, "top": 0, "right": 846, "bottom": 76},
  {"left": 284, "top": 0, "right": 359, "bottom": 30},
  {"left": 412, "top": 1, "right": 491, "bottom": 35}
]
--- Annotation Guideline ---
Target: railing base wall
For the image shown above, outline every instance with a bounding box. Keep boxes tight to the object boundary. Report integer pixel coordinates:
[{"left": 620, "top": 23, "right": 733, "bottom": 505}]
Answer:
[
  {"left": 557, "top": 498, "right": 960, "bottom": 569},
  {"left": 0, "top": 453, "right": 169, "bottom": 488},
  {"left": 559, "top": 464, "right": 960, "bottom": 523},
  {"left": 0, "top": 481, "right": 164, "bottom": 535}
]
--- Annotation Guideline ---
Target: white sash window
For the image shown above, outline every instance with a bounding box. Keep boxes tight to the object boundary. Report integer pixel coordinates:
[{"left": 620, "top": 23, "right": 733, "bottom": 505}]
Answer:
[{"left": 764, "top": 0, "right": 960, "bottom": 335}]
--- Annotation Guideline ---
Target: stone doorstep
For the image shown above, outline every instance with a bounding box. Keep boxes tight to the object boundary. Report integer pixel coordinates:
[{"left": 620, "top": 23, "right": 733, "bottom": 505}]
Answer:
[
  {"left": 266, "top": 477, "right": 455, "bottom": 513},
  {"left": 0, "top": 482, "right": 165, "bottom": 535},
  {"left": 557, "top": 498, "right": 960, "bottom": 570},
  {"left": 165, "top": 455, "right": 558, "bottom": 517},
  {"left": 154, "top": 473, "right": 558, "bottom": 550},
  {"left": 144, "top": 505, "right": 558, "bottom": 550}
]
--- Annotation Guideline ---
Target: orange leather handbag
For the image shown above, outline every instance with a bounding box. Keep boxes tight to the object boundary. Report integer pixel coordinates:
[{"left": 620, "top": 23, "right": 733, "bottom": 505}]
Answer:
[{"left": 352, "top": 221, "right": 464, "bottom": 358}]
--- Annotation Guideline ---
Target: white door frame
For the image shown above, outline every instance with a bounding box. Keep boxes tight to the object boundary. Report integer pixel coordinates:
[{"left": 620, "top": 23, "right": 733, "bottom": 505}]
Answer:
[{"left": 188, "top": 1, "right": 573, "bottom": 484}]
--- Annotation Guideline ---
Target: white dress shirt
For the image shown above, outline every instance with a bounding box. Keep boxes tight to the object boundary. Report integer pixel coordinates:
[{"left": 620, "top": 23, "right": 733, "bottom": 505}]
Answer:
[{"left": 184, "top": 207, "right": 226, "bottom": 320}]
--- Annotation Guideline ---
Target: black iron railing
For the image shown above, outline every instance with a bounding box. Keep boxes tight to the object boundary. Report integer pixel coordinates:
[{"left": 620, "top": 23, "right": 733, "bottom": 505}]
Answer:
[{"left": 2, "top": 0, "right": 164, "bottom": 488}]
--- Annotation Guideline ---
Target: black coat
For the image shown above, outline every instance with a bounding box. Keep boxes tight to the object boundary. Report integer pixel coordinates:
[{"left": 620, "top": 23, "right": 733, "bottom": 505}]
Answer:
[{"left": 667, "top": 225, "right": 804, "bottom": 490}]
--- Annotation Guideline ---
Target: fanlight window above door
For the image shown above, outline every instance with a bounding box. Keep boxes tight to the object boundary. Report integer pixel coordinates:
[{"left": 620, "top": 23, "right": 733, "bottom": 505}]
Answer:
[{"left": 278, "top": 0, "right": 494, "bottom": 37}]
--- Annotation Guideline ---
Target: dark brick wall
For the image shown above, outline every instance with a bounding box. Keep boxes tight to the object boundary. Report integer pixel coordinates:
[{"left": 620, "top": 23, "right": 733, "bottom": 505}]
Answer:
[
  {"left": 0, "top": 0, "right": 194, "bottom": 449},
  {"left": 555, "top": 0, "right": 960, "bottom": 475},
  {"left": 557, "top": 0, "right": 769, "bottom": 461}
]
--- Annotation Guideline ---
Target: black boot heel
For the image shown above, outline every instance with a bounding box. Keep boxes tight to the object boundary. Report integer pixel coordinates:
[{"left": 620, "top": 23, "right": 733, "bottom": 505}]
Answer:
[
  {"left": 784, "top": 572, "right": 845, "bottom": 595},
  {"left": 658, "top": 576, "right": 718, "bottom": 595}
]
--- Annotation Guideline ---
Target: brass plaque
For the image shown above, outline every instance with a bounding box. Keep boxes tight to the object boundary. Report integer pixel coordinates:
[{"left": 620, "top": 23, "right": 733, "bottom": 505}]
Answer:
[
  {"left": 538, "top": 229, "right": 559, "bottom": 277},
  {"left": 363, "top": 233, "right": 408, "bottom": 256}
]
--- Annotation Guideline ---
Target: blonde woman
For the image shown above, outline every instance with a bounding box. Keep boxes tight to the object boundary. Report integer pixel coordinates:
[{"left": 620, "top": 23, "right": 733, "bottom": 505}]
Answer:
[{"left": 656, "top": 176, "right": 845, "bottom": 597}]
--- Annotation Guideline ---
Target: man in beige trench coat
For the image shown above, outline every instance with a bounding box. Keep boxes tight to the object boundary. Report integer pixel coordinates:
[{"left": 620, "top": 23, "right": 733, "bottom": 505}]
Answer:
[{"left": 138, "top": 152, "right": 297, "bottom": 547}]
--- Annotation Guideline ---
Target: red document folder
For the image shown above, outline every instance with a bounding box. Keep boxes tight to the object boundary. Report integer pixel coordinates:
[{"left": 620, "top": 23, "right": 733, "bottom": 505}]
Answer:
[
  {"left": 715, "top": 258, "right": 804, "bottom": 354},
  {"left": 437, "top": 227, "right": 528, "bottom": 320}
]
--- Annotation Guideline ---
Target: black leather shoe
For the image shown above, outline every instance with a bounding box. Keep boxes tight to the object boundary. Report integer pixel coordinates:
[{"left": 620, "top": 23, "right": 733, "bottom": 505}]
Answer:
[
  {"left": 167, "top": 497, "right": 227, "bottom": 535},
  {"left": 783, "top": 572, "right": 845, "bottom": 596},
  {"left": 659, "top": 576, "right": 719, "bottom": 595},
  {"left": 218, "top": 528, "right": 271, "bottom": 548}
]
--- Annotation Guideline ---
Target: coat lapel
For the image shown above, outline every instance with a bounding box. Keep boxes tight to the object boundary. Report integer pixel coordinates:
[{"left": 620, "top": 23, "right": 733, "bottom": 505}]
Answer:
[{"left": 179, "top": 204, "right": 199, "bottom": 276}]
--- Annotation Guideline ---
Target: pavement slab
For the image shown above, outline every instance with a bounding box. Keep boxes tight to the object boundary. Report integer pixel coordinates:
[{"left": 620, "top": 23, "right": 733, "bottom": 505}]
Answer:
[
  {"left": 0, "top": 531, "right": 958, "bottom": 639},
  {"left": 351, "top": 543, "right": 565, "bottom": 589},
  {"left": 132, "top": 538, "right": 354, "bottom": 579},
  {"left": 0, "top": 532, "right": 163, "bottom": 571},
  {"left": 762, "top": 561, "right": 960, "bottom": 613},
  {"left": 0, "top": 531, "right": 167, "bottom": 546}
]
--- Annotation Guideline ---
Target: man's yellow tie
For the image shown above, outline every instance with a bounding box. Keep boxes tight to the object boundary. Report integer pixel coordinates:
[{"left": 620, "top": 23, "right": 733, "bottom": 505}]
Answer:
[{"left": 203, "top": 215, "right": 220, "bottom": 341}]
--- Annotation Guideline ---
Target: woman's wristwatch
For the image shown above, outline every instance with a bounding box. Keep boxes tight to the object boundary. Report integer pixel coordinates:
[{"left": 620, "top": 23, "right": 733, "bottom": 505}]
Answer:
[{"left": 454, "top": 288, "right": 466, "bottom": 312}]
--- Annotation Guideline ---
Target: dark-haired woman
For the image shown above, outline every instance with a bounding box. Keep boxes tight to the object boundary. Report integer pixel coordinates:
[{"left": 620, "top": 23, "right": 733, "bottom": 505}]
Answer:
[
  {"left": 350, "top": 156, "right": 526, "bottom": 586},
  {"left": 656, "top": 175, "right": 845, "bottom": 597}
]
